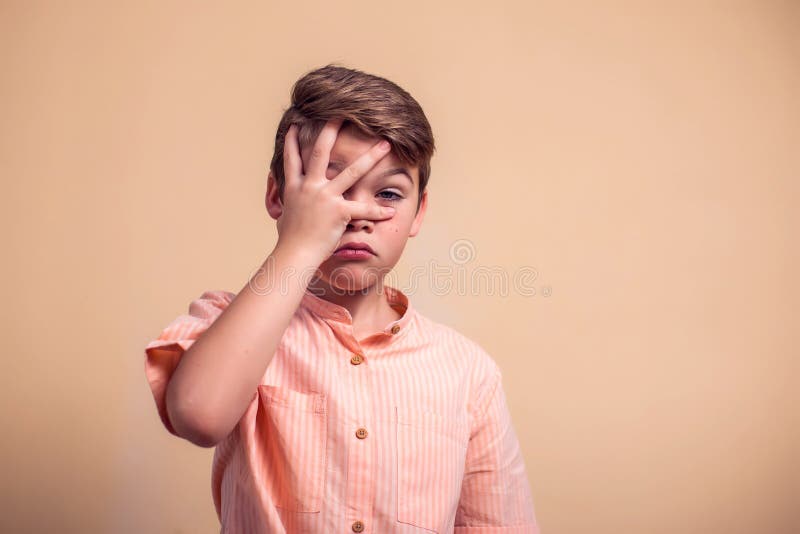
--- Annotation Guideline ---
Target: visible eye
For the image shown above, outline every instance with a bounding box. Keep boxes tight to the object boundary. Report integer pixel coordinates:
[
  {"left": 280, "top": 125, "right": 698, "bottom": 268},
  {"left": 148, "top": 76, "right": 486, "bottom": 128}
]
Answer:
[{"left": 377, "top": 190, "right": 403, "bottom": 201}]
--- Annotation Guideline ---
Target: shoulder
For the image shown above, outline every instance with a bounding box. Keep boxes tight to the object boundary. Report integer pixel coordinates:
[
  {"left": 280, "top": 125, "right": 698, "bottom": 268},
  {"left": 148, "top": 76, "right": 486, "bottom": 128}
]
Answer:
[
  {"left": 193, "top": 289, "right": 236, "bottom": 304},
  {"left": 185, "top": 289, "right": 236, "bottom": 320},
  {"left": 414, "top": 311, "right": 506, "bottom": 422},
  {"left": 414, "top": 311, "right": 502, "bottom": 379}
]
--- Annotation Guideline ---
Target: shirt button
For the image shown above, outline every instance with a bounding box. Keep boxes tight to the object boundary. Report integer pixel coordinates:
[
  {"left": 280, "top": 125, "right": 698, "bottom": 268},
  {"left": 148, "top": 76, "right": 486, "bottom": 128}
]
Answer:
[
  {"left": 390, "top": 324, "right": 401, "bottom": 334},
  {"left": 355, "top": 427, "right": 368, "bottom": 439},
  {"left": 352, "top": 520, "right": 365, "bottom": 532},
  {"left": 350, "top": 353, "right": 363, "bottom": 365}
]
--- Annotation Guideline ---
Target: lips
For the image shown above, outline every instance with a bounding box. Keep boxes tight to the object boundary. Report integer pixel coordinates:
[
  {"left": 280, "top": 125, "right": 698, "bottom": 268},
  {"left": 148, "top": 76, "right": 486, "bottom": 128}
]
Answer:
[{"left": 335, "top": 241, "right": 375, "bottom": 255}]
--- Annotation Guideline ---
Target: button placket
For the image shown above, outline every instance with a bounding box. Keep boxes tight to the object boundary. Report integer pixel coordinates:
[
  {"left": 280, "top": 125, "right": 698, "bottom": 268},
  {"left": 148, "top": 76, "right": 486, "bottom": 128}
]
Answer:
[{"left": 343, "top": 342, "right": 375, "bottom": 530}]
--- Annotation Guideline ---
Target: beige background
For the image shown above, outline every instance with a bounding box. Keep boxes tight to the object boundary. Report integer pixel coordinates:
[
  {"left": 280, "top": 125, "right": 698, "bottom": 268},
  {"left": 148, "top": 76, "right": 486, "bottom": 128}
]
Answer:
[{"left": 1, "top": 1, "right": 797, "bottom": 532}]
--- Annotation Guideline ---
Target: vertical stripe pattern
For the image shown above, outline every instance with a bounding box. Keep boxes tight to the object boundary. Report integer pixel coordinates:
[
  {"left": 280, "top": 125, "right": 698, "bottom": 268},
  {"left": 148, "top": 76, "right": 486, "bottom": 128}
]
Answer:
[{"left": 144, "top": 286, "right": 540, "bottom": 533}]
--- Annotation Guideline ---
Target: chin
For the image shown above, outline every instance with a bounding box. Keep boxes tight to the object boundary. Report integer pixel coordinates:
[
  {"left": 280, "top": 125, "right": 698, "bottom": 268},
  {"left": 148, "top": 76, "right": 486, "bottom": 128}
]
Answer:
[{"left": 316, "top": 263, "right": 392, "bottom": 293}]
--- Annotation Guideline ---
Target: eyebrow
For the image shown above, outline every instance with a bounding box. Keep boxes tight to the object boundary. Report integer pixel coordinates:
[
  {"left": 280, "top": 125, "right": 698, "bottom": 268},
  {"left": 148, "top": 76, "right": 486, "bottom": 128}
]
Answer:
[{"left": 328, "top": 160, "right": 414, "bottom": 185}]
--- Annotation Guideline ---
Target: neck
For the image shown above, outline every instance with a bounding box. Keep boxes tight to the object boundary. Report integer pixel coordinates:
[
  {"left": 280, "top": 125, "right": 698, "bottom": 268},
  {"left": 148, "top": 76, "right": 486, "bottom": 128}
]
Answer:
[{"left": 306, "top": 278, "right": 401, "bottom": 337}]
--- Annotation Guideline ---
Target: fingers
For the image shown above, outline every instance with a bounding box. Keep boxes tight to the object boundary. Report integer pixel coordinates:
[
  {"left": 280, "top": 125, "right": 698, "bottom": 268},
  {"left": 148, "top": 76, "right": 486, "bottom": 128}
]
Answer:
[
  {"left": 344, "top": 199, "right": 396, "bottom": 221},
  {"left": 306, "top": 119, "right": 343, "bottom": 180},
  {"left": 283, "top": 124, "right": 303, "bottom": 190},
  {"left": 329, "top": 139, "right": 392, "bottom": 195}
]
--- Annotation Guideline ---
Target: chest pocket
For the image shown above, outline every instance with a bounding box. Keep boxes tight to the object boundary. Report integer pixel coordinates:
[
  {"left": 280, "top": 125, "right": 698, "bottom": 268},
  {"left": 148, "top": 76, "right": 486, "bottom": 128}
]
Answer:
[
  {"left": 395, "top": 406, "right": 470, "bottom": 533},
  {"left": 256, "top": 384, "right": 328, "bottom": 513}
]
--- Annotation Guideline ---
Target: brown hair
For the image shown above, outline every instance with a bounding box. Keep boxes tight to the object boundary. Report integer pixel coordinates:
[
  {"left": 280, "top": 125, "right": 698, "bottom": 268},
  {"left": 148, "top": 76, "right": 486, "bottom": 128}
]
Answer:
[{"left": 269, "top": 64, "right": 435, "bottom": 212}]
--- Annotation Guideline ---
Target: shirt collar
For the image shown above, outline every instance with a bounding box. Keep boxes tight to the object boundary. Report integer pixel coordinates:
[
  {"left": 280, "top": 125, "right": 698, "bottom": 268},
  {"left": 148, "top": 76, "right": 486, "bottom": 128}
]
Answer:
[{"left": 300, "top": 284, "right": 415, "bottom": 338}]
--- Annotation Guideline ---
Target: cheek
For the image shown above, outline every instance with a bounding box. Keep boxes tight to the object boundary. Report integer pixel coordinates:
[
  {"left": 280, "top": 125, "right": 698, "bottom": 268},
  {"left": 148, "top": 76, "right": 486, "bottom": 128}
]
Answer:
[
  {"left": 382, "top": 223, "right": 402, "bottom": 236},
  {"left": 386, "top": 211, "right": 415, "bottom": 234}
]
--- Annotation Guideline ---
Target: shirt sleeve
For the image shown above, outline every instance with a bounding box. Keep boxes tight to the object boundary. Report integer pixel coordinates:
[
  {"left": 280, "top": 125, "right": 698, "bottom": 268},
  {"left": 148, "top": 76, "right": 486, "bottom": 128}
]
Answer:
[
  {"left": 143, "top": 289, "right": 235, "bottom": 436},
  {"left": 455, "top": 367, "right": 541, "bottom": 533}
]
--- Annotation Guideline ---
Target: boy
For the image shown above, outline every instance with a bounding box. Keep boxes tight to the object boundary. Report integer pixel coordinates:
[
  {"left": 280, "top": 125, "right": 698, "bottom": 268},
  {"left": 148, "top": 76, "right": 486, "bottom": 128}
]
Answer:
[{"left": 145, "top": 64, "right": 540, "bottom": 533}]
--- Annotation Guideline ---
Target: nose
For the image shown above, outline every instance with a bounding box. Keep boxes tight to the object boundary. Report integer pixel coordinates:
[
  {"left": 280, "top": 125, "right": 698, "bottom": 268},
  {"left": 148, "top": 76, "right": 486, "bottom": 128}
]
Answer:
[{"left": 346, "top": 217, "right": 374, "bottom": 232}]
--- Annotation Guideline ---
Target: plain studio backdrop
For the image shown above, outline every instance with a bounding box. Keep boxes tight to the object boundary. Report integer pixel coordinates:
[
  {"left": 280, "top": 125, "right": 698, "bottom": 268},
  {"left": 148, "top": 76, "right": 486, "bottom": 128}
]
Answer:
[{"left": 1, "top": 1, "right": 797, "bottom": 533}]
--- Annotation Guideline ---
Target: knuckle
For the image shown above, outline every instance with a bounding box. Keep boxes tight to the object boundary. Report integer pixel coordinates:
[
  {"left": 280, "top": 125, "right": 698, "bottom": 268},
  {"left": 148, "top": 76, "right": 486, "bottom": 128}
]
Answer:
[{"left": 345, "top": 165, "right": 361, "bottom": 180}]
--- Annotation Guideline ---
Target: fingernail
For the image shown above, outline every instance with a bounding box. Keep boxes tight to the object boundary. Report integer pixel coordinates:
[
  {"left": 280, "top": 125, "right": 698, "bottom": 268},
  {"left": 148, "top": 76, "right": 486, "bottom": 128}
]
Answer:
[
  {"left": 379, "top": 140, "right": 390, "bottom": 150},
  {"left": 385, "top": 206, "right": 396, "bottom": 214}
]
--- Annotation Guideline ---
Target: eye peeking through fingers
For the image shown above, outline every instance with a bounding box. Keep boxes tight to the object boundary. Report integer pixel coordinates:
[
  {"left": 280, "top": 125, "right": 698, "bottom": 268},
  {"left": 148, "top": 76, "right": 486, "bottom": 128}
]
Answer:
[{"left": 377, "top": 190, "right": 403, "bottom": 201}]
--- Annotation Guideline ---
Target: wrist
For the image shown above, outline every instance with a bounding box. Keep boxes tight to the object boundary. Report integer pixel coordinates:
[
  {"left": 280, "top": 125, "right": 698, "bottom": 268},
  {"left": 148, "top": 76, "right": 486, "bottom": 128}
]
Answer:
[
  {"left": 271, "top": 240, "right": 325, "bottom": 273},
  {"left": 248, "top": 245, "right": 322, "bottom": 298}
]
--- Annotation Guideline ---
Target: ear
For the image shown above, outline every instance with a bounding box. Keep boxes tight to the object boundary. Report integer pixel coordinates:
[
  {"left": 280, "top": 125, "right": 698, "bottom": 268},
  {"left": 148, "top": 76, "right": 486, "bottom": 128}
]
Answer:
[
  {"left": 265, "top": 171, "right": 283, "bottom": 220},
  {"left": 408, "top": 189, "right": 428, "bottom": 238}
]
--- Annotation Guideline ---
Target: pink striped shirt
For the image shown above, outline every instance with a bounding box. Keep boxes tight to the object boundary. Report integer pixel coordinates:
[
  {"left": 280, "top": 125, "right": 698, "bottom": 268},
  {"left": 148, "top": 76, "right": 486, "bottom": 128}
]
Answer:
[{"left": 144, "top": 285, "right": 540, "bottom": 533}]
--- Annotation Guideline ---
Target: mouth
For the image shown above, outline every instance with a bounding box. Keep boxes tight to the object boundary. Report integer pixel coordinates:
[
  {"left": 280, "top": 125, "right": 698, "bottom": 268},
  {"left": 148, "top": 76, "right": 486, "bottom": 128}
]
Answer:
[{"left": 333, "top": 241, "right": 375, "bottom": 259}]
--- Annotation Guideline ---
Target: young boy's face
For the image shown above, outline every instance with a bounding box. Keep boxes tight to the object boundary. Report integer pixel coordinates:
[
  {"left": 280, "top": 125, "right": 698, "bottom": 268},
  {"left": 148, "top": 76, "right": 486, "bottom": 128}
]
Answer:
[{"left": 300, "top": 123, "right": 428, "bottom": 292}]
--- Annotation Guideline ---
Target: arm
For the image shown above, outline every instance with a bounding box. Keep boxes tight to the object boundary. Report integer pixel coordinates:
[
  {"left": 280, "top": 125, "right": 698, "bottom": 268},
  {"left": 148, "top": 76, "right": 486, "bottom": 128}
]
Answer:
[
  {"left": 156, "top": 120, "right": 396, "bottom": 447},
  {"left": 455, "top": 370, "right": 541, "bottom": 533},
  {"left": 163, "top": 246, "right": 320, "bottom": 447}
]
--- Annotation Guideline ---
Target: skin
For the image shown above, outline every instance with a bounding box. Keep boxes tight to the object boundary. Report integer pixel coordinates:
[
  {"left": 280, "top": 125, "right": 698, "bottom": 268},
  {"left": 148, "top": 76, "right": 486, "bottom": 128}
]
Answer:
[
  {"left": 165, "top": 119, "right": 427, "bottom": 447},
  {"left": 266, "top": 121, "right": 428, "bottom": 340}
]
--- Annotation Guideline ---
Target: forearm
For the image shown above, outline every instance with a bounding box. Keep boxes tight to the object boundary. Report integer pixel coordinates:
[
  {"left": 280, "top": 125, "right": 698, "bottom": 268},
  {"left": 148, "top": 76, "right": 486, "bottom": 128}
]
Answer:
[{"left": 166, "top": 243, "right": 321, "bottom": 447}]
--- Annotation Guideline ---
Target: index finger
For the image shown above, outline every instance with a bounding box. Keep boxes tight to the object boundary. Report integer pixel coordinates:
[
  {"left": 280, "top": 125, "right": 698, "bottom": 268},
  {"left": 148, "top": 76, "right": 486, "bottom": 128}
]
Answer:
[{"left": 328, "top": 139, "right": 392, "bottom": 195}]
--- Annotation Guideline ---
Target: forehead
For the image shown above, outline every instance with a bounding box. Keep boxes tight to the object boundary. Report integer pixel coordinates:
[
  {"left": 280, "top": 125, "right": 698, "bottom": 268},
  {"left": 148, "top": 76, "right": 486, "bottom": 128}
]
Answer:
[{"left": 329, "top": 125, "right": 390, "bottom": 164}]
